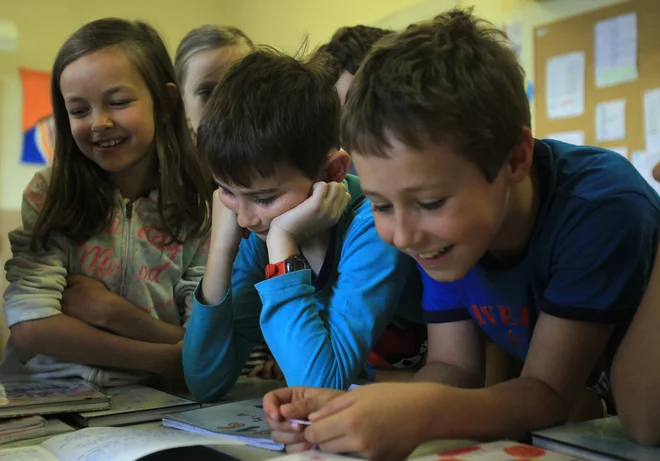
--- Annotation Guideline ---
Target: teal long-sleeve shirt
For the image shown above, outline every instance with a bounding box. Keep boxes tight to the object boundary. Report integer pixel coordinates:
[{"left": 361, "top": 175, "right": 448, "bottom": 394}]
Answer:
[{"left": 182, "top": 176, "right": 422, "bottom": 402}]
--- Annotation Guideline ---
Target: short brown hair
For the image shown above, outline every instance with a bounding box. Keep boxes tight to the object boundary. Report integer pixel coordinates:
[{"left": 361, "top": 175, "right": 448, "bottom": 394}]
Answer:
[
  {"left": 318, "top": 25, "right": 392, "bottom": 81},
  {"left": 341, "top": 8, "right": 530, "bottom": 181},
  {"left": 174, "top": 25, "right": 253, "bottom": 87},
  {"left": 34, "top": 18, "right": 212, "bottom": 248},
  {"left": 197, "top": 47, "right": 339, "bottom": 187}
]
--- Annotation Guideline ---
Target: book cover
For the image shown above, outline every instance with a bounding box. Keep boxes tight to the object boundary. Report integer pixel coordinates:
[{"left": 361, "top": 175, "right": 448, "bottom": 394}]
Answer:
[
  {"left": 0, "top": 379, "right": 110, "bottom": 418},
  {"left": 532, "top": 417, "right": 660, "bottom": 461},
  {"left": 162, "top": 397, "right": 282, "bottom": 450}
]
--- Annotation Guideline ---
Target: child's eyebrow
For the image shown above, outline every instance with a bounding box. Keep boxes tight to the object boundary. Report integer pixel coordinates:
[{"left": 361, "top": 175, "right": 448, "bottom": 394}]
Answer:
[
  {"left": 242, "top": 188, "right": 279, "bottom": 196},
  {"left": 103, "top": 85, "right": 133, "bottom": 96}
]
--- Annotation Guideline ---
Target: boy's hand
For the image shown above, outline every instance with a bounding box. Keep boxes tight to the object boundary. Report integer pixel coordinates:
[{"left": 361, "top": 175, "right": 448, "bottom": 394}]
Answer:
[
  {"left": 161, "top": 341, "right": 188, "bottom": 393},
  {"left": 61, "top": 275, "right": 119, "bottom": 328},
  {"left": 269, "top": 182, "right": 350, "bottom": 247},
  {"left": 264, "top": 387, "right": 346, "bottom": 453},
  {"left": 211, "top": 189, "right": 249, "bottom": 251},
  {"left": 302, "top": 383, "right": 431, "bottom": 461}
]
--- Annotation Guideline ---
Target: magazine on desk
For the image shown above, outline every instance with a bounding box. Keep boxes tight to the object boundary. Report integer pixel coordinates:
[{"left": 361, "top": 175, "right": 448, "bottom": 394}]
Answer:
[
  {"left": 162, "top": 397, "right": 283, "bottom": 450},
  {"left": 532, "top": 416, "right": 660, "bottom": 461},
  {"left": 71, "top": 385, "right": 199, "bottom": 427},
  {"left": 0, "top": 379, "right": 110, "bottom": 418}
]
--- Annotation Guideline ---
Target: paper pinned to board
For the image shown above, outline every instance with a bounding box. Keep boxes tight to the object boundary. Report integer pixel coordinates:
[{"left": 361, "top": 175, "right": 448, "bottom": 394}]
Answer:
[
  {"left": 0, "top": 19, "right": 18, "bottom": 52},
  {"left": 595, "top": 12, "right": 638, "bottom": 88},
  {"left": 595, "top": 99, "right": 626, "bottom": 142},
  {"left": 644, "top": 88, "right": 660, "bottom": 153},
  {"left": 546, "top": 130, "right": 584, "bottom": 146},
  {"left": 546, "top": 51, "right": 585, "bottom": 120},
  {"left": 631, "top": 150, "right": 660, "bottom": 197}
]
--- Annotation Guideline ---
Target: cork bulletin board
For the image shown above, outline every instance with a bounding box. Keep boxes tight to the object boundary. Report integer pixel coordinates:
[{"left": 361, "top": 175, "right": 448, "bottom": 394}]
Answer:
[{"left": 533, "top": 0, "right": 660, "bottom": 157}]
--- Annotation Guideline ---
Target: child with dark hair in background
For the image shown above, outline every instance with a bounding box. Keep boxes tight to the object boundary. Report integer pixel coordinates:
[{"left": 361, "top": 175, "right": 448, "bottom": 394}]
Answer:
[
  {"left": 2, "top": 18, "right": 212, "bottom": 389},
  {"left": 182, "top": 47, "right": 423, "bottom": 402},
  {"left": 265, "top": 9, "right": 660, "bottom": 460},
  {"left": 175, "top": 25, "right": 277, "bottom": 379}
]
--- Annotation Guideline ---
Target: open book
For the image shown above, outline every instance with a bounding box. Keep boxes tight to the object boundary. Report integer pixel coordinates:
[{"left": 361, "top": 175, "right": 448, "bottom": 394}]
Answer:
[
  {"left": 0, "top": 379, "right": 110, "bottom": 418},
  {"left": 162, "top": 397, "right": 282, "bottom": 450},
  {"left": 0, "top": 426, "right": 243, "bottom": 461}
]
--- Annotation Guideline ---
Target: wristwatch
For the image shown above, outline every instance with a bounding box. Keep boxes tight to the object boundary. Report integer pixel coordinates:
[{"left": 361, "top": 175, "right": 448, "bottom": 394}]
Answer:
[{"left": 265, "top": 254, "right": 310, "bottom": 279}]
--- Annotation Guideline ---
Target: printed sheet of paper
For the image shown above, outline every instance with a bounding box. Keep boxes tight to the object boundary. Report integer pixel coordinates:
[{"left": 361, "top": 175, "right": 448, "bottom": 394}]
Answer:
[
  {"left": 546, "top": 51, "right": 585, "bottom": 119},
  {"left": 631, "top": 151, "right": 660, "bottom": 197},
  {"left": 595, "top": 12, "right": 638, "bottom": 88},
  {"left": 504, "top": 21, "right": 523, "bottom": 62},
  {"left": 546, "top": 130, "right": 584, "bottom": 146},
  {"left": 596, "top": 99, "right": 626, "bottom": 142},
  {"left": 644, "top": 88, "right": 660, "bottom": 153}
]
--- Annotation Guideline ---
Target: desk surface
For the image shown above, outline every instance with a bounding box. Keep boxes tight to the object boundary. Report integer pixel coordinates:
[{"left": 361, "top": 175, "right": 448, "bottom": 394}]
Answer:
[{"left": 1, "top": 377, "right": 475, "bottom": 459}]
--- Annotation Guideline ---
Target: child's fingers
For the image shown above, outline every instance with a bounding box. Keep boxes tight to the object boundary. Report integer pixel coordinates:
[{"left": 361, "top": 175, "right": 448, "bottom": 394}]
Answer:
[
  {"left": 263, "top": 388, "right": 296, "bottom": 421},
  {"left": 249, "top": 364, "right": 264, "bottom": 378}
]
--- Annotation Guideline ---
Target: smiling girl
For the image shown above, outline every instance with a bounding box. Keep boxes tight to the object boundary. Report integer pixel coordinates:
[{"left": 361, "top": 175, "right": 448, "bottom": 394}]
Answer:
[{"left": 2, "top": 18, "right": 212, "bottom": 388}]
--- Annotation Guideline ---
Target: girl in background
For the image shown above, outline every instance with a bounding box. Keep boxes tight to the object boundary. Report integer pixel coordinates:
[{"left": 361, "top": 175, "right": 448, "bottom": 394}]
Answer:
[
  {"left": 2, "top": 18, "right": 212, "bottom": 388},
  {"left": 175, "top": 25, "right": 253, "bottom": 136},
  {"left": 175, "top": 25, "right": 278, "bottom": 379}
]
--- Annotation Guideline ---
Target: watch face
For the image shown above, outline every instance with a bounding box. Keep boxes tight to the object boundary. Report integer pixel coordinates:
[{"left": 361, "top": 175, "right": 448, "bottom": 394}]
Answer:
[{"left": 286, "top": 255, "right": 310, "bottom": 272}]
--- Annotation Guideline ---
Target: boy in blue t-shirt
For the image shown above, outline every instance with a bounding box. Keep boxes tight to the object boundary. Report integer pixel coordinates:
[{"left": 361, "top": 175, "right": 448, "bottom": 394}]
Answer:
[
  {"left": 182, "top": 48, "right": 423, "bottom": 402},
  {"left": 263, "top": 8, "right": 660, "bottom": 460}
]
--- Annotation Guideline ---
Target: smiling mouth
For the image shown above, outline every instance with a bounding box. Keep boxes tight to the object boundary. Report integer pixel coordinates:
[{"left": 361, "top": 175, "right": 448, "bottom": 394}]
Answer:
[{"left": 94, "top": 138, "right": 127, "bottom": 149}]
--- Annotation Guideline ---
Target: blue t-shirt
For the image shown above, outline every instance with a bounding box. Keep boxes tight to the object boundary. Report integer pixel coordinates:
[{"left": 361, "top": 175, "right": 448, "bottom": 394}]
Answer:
[{"left": 422, "top": 139, "right": 660, "bottom": 364}]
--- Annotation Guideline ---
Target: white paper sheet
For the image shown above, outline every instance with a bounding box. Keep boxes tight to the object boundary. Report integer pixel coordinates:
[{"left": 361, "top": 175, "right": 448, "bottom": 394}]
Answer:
[
  {"left": 0, "top": 20, "right": 18, "bottom": 52},
  {"left": 644, "top": 88, "right": 660, "bottom": 152},
  {"left": 596, "top": 99, "right": 626, "bottom": 142},
  {"left": 610, "top": 146, "right": 629, "bottom": 159},
  {"left": 595, "top": 12, "right": 638, "bottom": 88},
  {"left": 546, "top": 51, "right": 585, "bottom": 120},
  {"left": 0, "top": 446, "right": 56, "bottom": 461},
  {"left": 631, "top": 151, "right": 660, "bottom": 197},
  {"left": 505, "top": 21, "right": 523, "bottom": 62},
  {"left": 546, "top": 131, "right": 584, "bottom": 146}
]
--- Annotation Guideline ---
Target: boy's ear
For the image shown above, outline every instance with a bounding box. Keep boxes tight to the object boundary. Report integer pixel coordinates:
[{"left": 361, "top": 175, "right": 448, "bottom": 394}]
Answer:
[
  {"left": 507, "top": 127, "right": 534, "bottom": 184},
  {"left": 322, "top": 149, "right": 351, "bottom": 183}
]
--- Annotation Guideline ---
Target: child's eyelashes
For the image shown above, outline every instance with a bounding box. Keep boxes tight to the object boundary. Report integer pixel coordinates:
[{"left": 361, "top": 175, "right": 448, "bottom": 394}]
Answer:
[
  {"left": 418, "top": 198, "right": 447, "bottom": 210},
  {"left": 372, "top": 203, "right": 393, "bottom": 214},
  {"left": 196, "top": 88, "right": 213, "bottom": 101},
  {"left": 254, "top": 196, "right": 277, "bottom": 206},
  {"left": 110, "top": 99, "right": 133, "bottom": 108}
]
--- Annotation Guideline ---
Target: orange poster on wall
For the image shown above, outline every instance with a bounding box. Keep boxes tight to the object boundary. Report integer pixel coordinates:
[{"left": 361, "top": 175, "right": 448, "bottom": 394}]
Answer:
[{"left": 20, "top": 68, "right": 54, "bottom": 165}]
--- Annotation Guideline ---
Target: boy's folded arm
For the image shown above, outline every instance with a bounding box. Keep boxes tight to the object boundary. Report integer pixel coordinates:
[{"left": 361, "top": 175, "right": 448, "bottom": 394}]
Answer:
[
  {"left": 257, "top": 217, "right": 410, "bottom": 390},
  {"left": 420, "top": 313, "right": 614, "bottom": 442},
  {"left": 182, "top": 238, "right": 264, "bottom": 402},
  {"left": 612, "top": 251, "right": 660, "bottom": 446},
  {"left": 9, "top": 314, "right": 177, "bottom": 374},
  {"left": 413, "top": 321, "right": 485, "bottom": 388}
]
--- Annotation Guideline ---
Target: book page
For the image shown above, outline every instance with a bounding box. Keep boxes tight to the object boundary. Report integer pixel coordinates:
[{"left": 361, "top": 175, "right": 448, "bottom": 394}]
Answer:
[
  {"left": 41, "top": 426, "right": 241, "bottom": 461},
  {"left": 0, "top": 446, "right": 58, "bottom": 461}
]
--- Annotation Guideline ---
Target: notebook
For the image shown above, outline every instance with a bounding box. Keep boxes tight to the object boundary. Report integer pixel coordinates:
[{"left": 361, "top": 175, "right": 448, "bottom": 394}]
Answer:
[
  {"left": 0, "top": 417, "right": 74, "bottom": 447},
  {"left": 162, "top": 397, "right": 282, "bottom": 450},
  {"left": 0, "top": 379, "right": 111, "bottom": 418},
  {"left": 71, "top": 385, "right": 199, "bottom": 427},
  {"left": 532, "top": 416, "right": 660, "bottom": 461}
]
